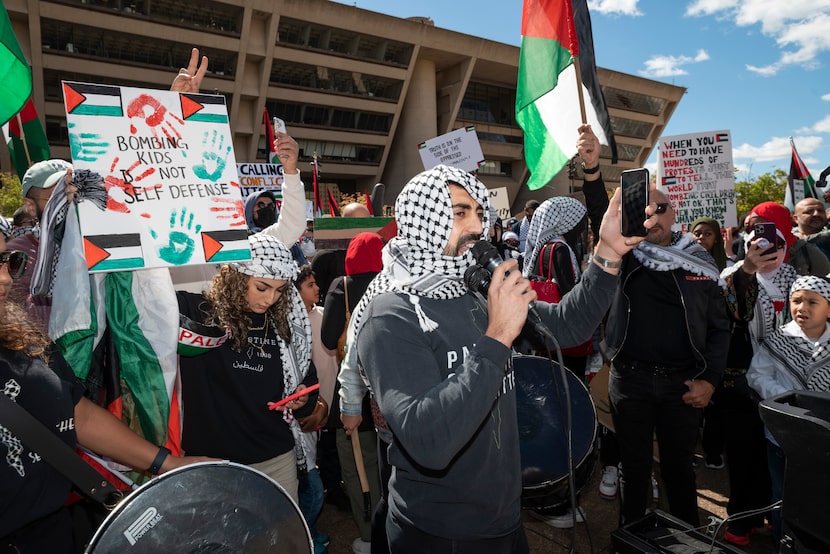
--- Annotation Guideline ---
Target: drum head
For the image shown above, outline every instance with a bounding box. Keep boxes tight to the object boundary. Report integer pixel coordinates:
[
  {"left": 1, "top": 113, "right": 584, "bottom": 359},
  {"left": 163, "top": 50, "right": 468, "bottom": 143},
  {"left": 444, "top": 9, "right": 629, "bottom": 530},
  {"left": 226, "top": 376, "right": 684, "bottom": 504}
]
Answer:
[
  {"left": 514, "top": 355, "right": 597, "bottom": 508},
  {"left": 85, "top": 461, "right": 312, "bottom": 553}
]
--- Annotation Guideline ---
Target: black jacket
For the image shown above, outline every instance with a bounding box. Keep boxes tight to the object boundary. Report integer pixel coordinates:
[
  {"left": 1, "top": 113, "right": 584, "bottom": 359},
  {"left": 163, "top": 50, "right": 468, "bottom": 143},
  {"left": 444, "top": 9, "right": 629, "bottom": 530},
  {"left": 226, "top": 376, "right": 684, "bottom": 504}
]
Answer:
[{"left": 602, "top": 253, "right": 730, "bottom": 387}]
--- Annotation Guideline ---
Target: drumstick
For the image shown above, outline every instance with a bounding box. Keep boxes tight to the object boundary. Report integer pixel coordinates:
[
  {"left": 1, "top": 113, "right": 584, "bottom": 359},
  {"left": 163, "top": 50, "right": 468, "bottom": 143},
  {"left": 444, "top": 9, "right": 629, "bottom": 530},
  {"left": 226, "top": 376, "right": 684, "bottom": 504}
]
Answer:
[
  {"left": 267, "top": 383, "right": 320, "bottom": 410},
  {"left": 351, "top": 430, "right": 372, "bottom": 521}
]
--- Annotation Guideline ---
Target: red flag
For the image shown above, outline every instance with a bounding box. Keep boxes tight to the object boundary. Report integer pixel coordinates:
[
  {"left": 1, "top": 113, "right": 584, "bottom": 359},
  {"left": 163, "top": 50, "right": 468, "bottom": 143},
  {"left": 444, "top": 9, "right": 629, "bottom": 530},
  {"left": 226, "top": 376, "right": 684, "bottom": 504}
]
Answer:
[
  {"left": 263, "top": 107, "right": 278, "bottom": 163},
  {"left": 364, "top": 188, "right": 374, "bottom": 215},
  {"left": 312, "top": 156, "right": 323, "bottom": 216},
  {"left": 8, "top": 97, "right": 50, "bottom": 180},
  {"left": 327, "top": 188, "right": 341, "bottom": 217}
]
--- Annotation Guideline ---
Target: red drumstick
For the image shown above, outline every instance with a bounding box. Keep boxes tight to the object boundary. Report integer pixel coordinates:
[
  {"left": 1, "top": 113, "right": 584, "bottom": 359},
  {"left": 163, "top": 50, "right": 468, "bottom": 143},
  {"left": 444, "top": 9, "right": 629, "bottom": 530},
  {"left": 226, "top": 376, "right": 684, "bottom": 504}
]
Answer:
[{"left": 267, "top": 383, "right": 321, "bottom": 410}]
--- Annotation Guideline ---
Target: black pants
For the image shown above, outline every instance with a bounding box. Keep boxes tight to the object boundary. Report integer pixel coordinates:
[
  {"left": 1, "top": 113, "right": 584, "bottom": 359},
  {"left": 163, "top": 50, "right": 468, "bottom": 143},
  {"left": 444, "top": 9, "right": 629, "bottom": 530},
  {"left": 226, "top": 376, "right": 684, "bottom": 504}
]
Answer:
[{"left": 610, "top": 362, "right": 702, "bottom": 526}]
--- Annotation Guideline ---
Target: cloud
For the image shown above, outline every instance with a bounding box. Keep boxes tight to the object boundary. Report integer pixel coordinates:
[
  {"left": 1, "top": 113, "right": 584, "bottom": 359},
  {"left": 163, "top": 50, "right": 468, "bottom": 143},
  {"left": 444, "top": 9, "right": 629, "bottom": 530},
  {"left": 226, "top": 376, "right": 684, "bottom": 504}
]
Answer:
[
  {"left": 587, "top": 0, "right": 642, "bottom": 16},
  {"left": 733, "top": 135, "right": 823, "bottom": 163},
  {"left": 638, "top": 49, "right": 709, "bottom": 77},
  {"left": 812, "top": 115, "right": 830, "bottom": 133},
  {"left": 686, "top": 1, "right": 830, "bottom": 76},
  {"left": 822, "top": 93, "right": 830, "bottom": 101}
]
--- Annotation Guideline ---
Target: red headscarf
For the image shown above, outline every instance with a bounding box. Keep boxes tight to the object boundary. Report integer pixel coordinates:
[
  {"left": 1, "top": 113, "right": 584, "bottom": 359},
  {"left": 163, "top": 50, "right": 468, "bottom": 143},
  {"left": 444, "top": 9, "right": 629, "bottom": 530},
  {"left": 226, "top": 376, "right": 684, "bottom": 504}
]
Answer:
[
  {"left": 749, "top": 202, "right": 797, "bottom": 250},
  {"left": 345, "top": 232, "right": 383, "bottom": 276}
]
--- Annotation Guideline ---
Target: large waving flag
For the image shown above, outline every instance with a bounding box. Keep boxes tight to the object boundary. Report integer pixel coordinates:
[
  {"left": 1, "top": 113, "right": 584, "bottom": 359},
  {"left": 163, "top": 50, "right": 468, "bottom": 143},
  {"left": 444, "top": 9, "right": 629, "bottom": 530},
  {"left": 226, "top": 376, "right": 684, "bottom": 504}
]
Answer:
[
  {"left": 8, "top": 97, "right": 50, "bottom": 180},
  {"left": 0, "top": 2, "right": 32, "bottom": 126},
  {"left": 784, "top": 137, "right": 818, "bottom": 211},
  {"left": 516, "top": 0, "right": 617, "bottom": 190}
]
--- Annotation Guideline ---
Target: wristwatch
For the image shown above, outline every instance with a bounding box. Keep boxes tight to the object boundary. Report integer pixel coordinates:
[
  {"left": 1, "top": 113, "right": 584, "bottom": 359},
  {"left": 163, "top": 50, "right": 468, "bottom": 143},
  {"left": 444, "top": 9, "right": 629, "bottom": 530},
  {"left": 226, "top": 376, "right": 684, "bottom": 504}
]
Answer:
[
  {"left": 581, "top": 162, "right": 600, "bottom": 175},
  {"left": 592, "top": 253, "right": 622, "bottom": 269}
]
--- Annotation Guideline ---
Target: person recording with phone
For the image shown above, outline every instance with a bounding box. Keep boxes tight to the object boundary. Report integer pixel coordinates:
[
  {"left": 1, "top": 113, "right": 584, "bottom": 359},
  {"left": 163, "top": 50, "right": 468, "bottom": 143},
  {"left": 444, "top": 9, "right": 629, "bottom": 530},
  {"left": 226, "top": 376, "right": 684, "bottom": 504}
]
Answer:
[
  {"left": 604, "top": 186, "right": 730, "bottom": 528},
  {"left": 347, "top": 148, "right": 654, "bottom": 552}
]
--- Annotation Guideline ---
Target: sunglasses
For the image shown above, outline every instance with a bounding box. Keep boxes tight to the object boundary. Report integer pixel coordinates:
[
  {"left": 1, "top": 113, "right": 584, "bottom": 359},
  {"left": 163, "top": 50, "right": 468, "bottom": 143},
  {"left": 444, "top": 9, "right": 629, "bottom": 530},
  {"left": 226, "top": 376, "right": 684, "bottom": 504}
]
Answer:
[
  {"left": 0, "top": 250, "right": 28, "bottom": 280},
  {"left": 255, "top": 201, "right": 275, "bottom": 210},
  {"left": 655, "top": 203, "right": 670, "bottom": 214}
]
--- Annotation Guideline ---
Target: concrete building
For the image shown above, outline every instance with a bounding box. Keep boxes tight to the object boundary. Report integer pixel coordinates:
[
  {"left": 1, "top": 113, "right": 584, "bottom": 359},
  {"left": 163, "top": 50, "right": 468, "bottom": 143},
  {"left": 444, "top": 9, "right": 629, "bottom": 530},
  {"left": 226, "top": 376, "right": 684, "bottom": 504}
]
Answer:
[{"left": 4, "top": 0, "right": 684, "bottom": 214}]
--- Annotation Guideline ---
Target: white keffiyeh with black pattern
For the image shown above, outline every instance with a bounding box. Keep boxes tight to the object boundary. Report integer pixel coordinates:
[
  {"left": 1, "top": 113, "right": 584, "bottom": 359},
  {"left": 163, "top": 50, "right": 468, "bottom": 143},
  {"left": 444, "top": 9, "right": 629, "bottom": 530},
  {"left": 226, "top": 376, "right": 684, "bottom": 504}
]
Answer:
[
  {"left": 350, "top": 164, "right": 490, "bottom": 338},
  {"left": 632, "top": 231, "right": 725, "bottom": 288},
  {"left": 522, "top": 196, "right": 586, "bottom": 279}
]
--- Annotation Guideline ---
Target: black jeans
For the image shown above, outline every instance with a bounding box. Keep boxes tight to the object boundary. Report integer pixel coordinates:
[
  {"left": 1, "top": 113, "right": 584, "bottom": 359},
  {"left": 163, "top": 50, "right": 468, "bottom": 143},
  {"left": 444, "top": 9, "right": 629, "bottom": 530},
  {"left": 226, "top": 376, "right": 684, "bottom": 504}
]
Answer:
[
  {"left": 610, "top": 362, "right": 702, "bottom": 526},
  {"left": 386, "top": 512, "right": 529, "bottom": 554}
]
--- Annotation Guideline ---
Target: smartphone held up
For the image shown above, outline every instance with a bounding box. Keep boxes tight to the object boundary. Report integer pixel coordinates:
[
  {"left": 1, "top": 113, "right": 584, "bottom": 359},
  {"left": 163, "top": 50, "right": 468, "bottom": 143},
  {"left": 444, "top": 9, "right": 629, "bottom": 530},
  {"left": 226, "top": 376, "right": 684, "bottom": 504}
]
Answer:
[
  {"left": 752, "top": 221, "right": 778, "bottom": 257},
  {"left": 620, "top": 167, "right": 650, "bottom": 237},
  {"left": 272, "top": 117, "right": 288, "bottom": 159}
]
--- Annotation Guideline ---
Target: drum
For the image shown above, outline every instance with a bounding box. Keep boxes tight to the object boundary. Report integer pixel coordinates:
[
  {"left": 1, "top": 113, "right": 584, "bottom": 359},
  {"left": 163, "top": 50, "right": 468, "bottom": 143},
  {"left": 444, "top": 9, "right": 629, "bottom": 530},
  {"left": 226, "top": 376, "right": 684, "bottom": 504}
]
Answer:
[
  {"left": 514, "top": 355, "right": 597, "bottom": 510},
  {"left": 85, "top": 461, "right": 312, "bottom": 553}
]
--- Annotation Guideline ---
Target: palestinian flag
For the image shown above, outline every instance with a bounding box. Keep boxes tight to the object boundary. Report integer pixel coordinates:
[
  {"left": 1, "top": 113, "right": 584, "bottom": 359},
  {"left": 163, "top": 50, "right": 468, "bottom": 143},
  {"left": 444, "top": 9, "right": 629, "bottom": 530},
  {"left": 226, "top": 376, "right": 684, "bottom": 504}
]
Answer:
[
  {"left": 785, "top": 137, "right": 818, "bottom": 211},
  {"left": 8, "top": 97, "right": 50, "bottom": 180},
  {"left": 64, "top": 82, "right": 123, "bottom": 117},
  {"left": 201, "top": 229, "right": 250, "bottom": 263},
  {"left": 516, "top": 0, "right": 617, "bottom": 190},
  {"left": 84, "top": 233, "right": 145, "bottom": 272},
  {"left": 314, "top": 216, "right": 396, "bottom": 250},
  {"left": 180, "top": 93, "right": 229, "bottom": 124},
  {"left": 0, "top": 3, "right": 32, "bottom": 126}
]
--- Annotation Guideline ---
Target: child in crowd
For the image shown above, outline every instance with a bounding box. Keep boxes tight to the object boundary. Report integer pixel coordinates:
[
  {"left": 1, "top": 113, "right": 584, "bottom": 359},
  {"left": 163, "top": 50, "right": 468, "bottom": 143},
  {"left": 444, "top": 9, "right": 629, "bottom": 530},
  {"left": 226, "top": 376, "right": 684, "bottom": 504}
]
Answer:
[{"left": 748, "top": 275, "right": 830, "bottom": 551}]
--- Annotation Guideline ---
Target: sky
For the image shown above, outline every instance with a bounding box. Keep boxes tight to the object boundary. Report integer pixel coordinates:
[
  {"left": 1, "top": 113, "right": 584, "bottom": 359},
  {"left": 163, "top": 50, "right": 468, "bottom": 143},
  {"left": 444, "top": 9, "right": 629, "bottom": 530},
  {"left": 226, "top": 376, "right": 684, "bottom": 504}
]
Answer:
[{"left": 336, "top": 0, "right": 830, "bottom": 184}]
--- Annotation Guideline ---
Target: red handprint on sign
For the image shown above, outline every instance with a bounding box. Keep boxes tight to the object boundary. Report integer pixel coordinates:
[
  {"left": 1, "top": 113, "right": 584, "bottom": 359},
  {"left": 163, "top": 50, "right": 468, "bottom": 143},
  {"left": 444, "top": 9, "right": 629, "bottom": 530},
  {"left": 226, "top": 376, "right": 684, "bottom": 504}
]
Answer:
[
  {"left": 103, "top": 156, "right": 162, "bottom": 213},
  {"left": 127, "top": 93, "right": 184, "bottom": 142}
]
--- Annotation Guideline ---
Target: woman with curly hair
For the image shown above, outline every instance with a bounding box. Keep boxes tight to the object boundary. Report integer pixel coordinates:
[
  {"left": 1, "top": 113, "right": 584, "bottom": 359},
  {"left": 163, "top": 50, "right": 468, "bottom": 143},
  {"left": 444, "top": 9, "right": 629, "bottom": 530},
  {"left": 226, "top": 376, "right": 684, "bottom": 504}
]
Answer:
[
  {"left": 176, "top": 233, "right": 319, "bottom": 503},
  {"left": 0, "top": 236, "right": 209, "bottom": 552}
]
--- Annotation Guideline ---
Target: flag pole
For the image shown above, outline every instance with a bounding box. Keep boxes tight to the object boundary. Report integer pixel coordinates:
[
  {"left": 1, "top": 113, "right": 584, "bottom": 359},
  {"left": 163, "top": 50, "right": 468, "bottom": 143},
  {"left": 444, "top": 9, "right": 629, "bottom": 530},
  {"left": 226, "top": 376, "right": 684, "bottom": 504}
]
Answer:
[
  {"left": 15, "top": 111, "right": 32, "bottom": 168},
  {"left": 572, "top": 56, "right": 588, "bottom": 125}
]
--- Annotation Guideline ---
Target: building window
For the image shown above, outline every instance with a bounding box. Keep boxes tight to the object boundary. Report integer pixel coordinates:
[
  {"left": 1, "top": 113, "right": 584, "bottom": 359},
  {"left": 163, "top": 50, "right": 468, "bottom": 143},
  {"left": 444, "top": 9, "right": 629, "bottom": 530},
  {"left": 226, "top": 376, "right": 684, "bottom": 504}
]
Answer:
[{"left": 459, "top": 82, "right": 517, "bottom": 126}]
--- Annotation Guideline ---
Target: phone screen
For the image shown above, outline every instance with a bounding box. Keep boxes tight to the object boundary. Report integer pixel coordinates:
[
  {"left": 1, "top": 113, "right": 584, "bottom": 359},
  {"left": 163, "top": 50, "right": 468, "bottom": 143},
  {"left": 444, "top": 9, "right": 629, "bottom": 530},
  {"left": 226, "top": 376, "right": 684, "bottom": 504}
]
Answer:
[{"left": 620, "top": 168, "right": 650, "bottom": 237}]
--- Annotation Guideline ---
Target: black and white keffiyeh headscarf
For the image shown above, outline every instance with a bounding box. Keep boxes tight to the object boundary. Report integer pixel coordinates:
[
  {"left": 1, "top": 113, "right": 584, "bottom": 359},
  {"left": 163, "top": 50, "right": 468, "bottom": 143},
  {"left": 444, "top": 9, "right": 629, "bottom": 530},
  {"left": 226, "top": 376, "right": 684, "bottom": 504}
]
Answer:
[
  {"left": 350, "top": 164, "right": 490, "bottom": 336},
  {"left": 233, "top": 234, "right": 314, "bottom": 471},
  {"left": 633, "top": 231, "right": 726, "bottom": 289},
  {"left": 522, "top": 197, "right": 586, "bottom": 279}
]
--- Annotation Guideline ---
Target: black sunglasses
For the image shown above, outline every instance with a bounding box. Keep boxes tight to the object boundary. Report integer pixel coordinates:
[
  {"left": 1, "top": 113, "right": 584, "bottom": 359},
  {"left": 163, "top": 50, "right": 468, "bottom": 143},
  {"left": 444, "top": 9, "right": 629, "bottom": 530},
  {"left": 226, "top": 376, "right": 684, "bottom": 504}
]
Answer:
[
  {"left": 0, "top": 250, "right": 28, "bottom": 280},
  {"left": 655, "top": 202, "right": 670, "bottom": 214}
]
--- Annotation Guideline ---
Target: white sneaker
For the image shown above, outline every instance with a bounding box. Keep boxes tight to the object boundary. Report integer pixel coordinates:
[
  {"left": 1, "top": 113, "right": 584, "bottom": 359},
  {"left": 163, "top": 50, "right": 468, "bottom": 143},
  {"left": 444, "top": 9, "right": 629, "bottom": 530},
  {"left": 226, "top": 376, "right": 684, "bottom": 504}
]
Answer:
[
  {"left": 351, "top": 538, "right": 371, "bottom": 554},
  {"left": 529, "top": 507, "right": 586, "bottom": 529},
  {"left": 599, "top": 465, "right": 619, "bottom": 499}
]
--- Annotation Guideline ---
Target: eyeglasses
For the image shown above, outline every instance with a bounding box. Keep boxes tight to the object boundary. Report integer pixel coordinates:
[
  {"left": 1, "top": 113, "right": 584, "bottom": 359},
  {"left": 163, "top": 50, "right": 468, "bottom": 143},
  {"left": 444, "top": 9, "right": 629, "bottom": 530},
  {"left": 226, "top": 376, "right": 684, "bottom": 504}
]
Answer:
[
  {"left": 0, "top": 250, "right": 28, "bottom": 280},
  {"left": 255, "top": 201, "right": 275, "bottom": 210},
  {"left": 655, "top": 203, "right": 670, "bottom": 214}
]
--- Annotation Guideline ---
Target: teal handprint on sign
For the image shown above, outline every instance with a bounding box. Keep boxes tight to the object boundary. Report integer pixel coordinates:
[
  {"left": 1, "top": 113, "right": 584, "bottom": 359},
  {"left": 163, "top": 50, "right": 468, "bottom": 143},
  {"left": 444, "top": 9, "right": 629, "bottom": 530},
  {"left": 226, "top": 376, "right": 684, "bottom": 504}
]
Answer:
[
  {"left": 191, "top": 130, "right": 231, "bottom": 181},
  {"left": 68, "top": 122, "right": 109, "bottom": 162},
  {"left": 150, "top": 208, "right": 202, "bottom": 265}
]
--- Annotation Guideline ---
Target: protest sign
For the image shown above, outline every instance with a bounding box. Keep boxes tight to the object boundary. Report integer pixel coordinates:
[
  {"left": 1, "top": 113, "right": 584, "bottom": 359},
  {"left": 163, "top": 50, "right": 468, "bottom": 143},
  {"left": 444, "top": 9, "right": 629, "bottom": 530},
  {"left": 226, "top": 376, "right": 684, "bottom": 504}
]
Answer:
[
  {"left": 657, "top": 129, "right": 737, "bottom": 231},
  {"left": 418, "top": 126, "right": 485, "bottom": 173},
  {"left": 63, "top": 82, "right": 249, "bottom": 272},
  {"left": 237, "top": 162, "right": 284, "bottom": 198},
  {"left": 488, "top": 187, "right": 511, "bottom": 221}
]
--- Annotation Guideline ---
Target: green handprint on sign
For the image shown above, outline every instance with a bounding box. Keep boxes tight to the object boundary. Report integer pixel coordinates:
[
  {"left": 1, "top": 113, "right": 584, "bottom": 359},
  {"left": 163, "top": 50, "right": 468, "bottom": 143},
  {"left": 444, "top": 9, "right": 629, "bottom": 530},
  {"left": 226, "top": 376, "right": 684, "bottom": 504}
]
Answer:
[
  {"left": 68, "top": 122, "right": 109, "bottom": 162},
  {"left": 192, "top": 130, "right": 231, "bottom": 181},
  {"left": 150, "top": 208, "right": 202, "bottom": 265}
]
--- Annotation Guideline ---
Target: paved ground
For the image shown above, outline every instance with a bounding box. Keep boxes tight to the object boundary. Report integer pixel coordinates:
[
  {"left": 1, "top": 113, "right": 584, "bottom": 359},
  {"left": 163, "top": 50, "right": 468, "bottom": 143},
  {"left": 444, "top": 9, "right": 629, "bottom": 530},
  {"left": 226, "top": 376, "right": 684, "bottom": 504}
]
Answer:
[{"left": 315, "top": 453, "right": 775, "bottom": 554}]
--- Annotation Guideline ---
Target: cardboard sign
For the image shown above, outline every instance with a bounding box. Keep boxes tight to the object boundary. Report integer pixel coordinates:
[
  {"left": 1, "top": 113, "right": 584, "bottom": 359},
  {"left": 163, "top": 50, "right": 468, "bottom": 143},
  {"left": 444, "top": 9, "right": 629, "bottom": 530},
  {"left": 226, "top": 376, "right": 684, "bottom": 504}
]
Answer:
[
  {"left": 418, "top": 126, "right": 485, "bottom": 173},
  {"left": 488, "top": 187, "right": 511, "bottom": 221},
  {"left": 63, "top": 81, "right": 250, "bottom": 272},
  {"left": 657, "top": 130, "right": 737, "bottom": 231},
  {"left": 237, "top": 163, "right": 284, "bottom": 198}
]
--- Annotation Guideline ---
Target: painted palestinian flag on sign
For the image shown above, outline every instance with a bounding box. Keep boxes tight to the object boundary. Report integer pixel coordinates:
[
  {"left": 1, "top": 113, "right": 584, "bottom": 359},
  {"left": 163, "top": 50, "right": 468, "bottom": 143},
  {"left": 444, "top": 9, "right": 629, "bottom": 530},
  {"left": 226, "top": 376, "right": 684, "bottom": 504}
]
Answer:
[
  {"left": 201, "top": 229, "right": 250, "bottom": 263},
  {"left": 314, "top": 216, "right": 397, "bottom": 250},
  {"left": 516, "top": 0, "right": 617, "bottom": 190},
  {"left": 84, "top": 233, "right": 144, "bottom": 271},
  {"left": 180, "top": 93, "right": 229, "bottom": 124},
  {"left": 63, "top": 82, "right": 124, "bottom": 117}
]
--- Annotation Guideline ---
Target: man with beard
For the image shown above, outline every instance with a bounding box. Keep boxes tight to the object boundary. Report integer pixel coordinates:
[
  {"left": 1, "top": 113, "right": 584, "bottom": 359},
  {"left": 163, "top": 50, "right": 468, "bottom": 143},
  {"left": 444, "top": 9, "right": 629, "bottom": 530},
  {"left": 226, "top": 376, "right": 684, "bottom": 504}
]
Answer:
[
  {"left": 349, "top": 162, "right": 651, "bottom": 553},
  {"left": 792, "top": 197, "right": 830, "bottom": 266},
  {"left": 603, "top": 187, "right": 730, "bottom": 527},
  {"left": 6, "top": 159, "right": 73, "bottom": 332}
]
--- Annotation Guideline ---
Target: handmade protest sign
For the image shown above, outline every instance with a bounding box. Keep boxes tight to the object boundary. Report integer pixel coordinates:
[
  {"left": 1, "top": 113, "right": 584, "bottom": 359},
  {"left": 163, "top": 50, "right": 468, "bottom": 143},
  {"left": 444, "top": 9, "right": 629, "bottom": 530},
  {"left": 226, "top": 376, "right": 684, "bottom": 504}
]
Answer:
[
  {"left": 418, "top": 126, "right": 485, "bottom": 173},
  {"left": 63, "top": 82, "right": 249, "bottom": 272},
  {"left": 237, "top": 162, "right": 284, "bottom": 198},
  {"left": 657, "top": 129, "right": 737, "bottom": 231}
]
